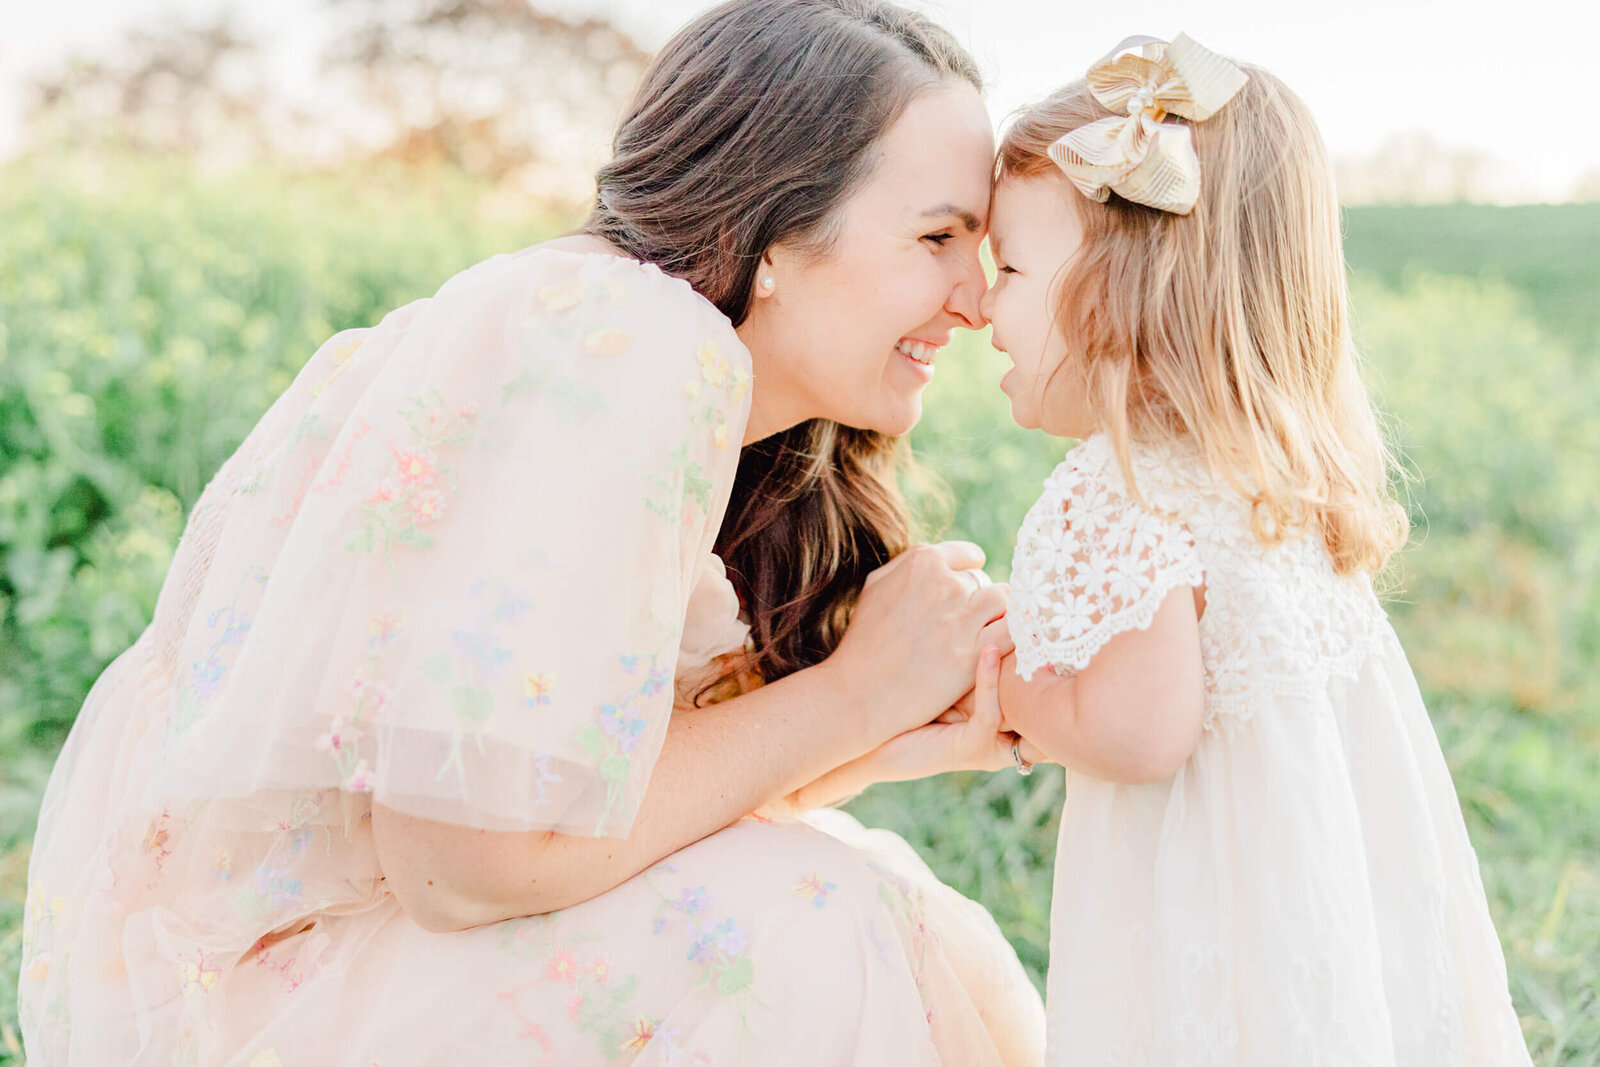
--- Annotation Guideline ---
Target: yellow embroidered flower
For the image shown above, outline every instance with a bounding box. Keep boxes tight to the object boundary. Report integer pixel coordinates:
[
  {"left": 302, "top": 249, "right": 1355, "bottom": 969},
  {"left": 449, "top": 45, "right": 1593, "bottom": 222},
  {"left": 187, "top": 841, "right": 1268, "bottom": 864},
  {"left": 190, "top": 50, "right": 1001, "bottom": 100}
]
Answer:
[
  {"left": 697, "top": 341, "right": 728, "bottom": 386},
  {"left": 248, "top": 1049, "right": 286, "bottom": 1067},
  {"left": 538, "top": 283, "right": 583, "bottom": 313},
  {"left": 178, "top": 952, "right": 221, "bottom": 993},
  {"left": 584, "top": 327, "right": 631, "bottom": 356},
  {"left": 524, "top": 672, "right": 555, "bottom": 707},
  {"left": 730, "top": 369, "right": 752, "bottom": 405},
  {"left": 622, "top": 1017, "right": 657, "bottom": 1051},
  {"left": 25, "top": 955, "right": 49, "bottom": 983},
  {"left": 714, "top": 421, "right": 729, "bottom": 450}
]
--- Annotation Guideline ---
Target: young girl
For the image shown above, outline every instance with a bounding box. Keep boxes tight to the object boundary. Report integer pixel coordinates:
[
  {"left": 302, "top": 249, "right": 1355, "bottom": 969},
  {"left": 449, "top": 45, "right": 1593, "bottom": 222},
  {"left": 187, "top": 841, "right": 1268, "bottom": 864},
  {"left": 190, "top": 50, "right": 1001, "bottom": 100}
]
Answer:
[{"left": 977, "top": 34, "right": 1535, "bottom": 1064}]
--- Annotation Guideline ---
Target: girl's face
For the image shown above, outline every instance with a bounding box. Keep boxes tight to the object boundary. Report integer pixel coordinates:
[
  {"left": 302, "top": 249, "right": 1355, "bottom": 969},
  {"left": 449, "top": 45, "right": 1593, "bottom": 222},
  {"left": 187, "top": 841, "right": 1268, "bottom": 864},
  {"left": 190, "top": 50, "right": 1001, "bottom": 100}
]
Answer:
[
  {"left": 980, "top": 172, "right": 1093, "bottom": 436},
  {"left": 736, "top": 81, "right": 995, "bottom": 442}
]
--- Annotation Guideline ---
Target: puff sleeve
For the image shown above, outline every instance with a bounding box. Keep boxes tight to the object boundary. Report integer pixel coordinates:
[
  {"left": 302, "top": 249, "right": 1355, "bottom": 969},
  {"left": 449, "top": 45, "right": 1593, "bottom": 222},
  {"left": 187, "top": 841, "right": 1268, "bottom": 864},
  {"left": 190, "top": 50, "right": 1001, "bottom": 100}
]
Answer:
[
  {"left": 1007, "top": 435, "right": 1204, "bottom": 682},
  {"left": 145, "top": 248, "right": 752, "bottom": 837}
]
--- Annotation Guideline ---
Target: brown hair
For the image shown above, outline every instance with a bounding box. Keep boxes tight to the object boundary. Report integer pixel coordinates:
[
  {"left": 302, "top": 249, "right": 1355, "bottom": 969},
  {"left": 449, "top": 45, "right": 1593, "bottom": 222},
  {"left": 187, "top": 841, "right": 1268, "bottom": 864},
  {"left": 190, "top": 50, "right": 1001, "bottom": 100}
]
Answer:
[
  {"left": 585, "top": 0, "right": 981, "bottom": 687},
  {"left": 997, "top": 62, "right": 1407, "bottom": 575}
]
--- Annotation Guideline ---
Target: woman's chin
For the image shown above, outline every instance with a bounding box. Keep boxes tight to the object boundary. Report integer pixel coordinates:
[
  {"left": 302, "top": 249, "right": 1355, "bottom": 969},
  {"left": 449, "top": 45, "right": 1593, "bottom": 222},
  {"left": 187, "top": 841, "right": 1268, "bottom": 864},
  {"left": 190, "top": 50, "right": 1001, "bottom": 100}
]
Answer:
[{"left": 873, "top": 395, "right": 925, "bottom": 437}]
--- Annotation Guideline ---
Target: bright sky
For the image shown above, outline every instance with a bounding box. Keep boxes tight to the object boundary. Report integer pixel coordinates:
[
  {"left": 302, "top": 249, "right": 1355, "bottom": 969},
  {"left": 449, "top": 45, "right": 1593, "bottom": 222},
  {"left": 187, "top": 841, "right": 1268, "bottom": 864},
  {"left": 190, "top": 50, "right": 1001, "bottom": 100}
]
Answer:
[{"left": 3, "top": 0, "right": 1597, "bottom": 199}]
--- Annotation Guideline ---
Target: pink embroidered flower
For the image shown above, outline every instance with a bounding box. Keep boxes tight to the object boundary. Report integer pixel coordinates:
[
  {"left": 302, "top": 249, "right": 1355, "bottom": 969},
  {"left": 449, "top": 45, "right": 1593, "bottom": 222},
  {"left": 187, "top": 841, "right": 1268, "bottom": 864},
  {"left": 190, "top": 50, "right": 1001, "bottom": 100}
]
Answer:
[
  {"left": 590, "top": 957, "right": 612, "bottom": 982},
  {"left": 343, "top": 760, "right": 377, "bottom": 793},
  {"left": 457, "top": 402, "right": 478, "bottom": 419},
  {"left": 410, "top": 488, "right": 447, "bottom": 524},
  {"left": 584, "top": 327, "right": 631, "bottom": 356},
  {"left": 392, "top": 448, "right": 437, "bottom": 488},
  {"left": 367, "top": 480, "right": 400, "bottom": 505},
  {"left": 544, "top": 949, "right": 579, "bottom": 984},
  {"left": 316, "top": 714, "right": 363, "bottom": 754},
  {"left": 565, "top": 990, "right": 584, "bottom": 1022}
]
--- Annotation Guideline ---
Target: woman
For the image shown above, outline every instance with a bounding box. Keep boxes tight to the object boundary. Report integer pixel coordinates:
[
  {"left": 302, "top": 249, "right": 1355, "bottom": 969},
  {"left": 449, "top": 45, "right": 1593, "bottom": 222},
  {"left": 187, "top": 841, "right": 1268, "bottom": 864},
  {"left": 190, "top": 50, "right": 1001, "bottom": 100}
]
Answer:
[{"left": 19, "top": 1, "right": 1044, "bottom": 1064}]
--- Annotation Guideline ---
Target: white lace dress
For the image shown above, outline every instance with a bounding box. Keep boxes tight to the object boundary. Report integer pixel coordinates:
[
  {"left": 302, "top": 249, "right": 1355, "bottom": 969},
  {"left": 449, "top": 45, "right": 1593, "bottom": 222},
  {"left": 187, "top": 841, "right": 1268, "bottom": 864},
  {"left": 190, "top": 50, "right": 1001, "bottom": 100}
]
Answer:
[{"left": 1008, "top": 433, "right": 1532, "bottom": 1067}]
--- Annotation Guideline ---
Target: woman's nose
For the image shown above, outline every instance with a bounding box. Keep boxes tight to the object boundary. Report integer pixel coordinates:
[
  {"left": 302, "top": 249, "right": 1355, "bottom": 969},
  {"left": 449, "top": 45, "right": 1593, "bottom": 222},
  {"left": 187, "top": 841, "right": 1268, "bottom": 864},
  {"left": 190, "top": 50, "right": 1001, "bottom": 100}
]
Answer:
[
  {"left": 946, "top": 248, "right": 989, "bottom": 329},
  {"left": 977, "top": 278, "right": 996, "bottom": 325}
]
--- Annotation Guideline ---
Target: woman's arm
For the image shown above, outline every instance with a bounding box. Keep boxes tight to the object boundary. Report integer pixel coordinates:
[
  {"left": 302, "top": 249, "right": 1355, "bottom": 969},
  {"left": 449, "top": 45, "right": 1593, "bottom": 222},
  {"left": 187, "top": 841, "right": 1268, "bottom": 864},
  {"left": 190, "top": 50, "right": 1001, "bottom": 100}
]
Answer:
[
  {"left": 998, "top": 586, "right": 1206, "bottom": 785},
  {"left": 375, "top": 661, "right": 875, "bottom": 931},
  {"left": 374, "top": 542, "right": 1007, "bottom": 931}
]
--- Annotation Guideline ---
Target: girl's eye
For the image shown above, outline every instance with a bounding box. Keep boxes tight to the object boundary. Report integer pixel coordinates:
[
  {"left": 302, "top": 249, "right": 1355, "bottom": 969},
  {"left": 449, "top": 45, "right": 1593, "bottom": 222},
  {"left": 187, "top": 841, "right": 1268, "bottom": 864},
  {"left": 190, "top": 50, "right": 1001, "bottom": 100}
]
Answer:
[
  {"left": 922, "top": 233, "right": 955, "bottom": 247},
  {"left": 997, "top": 265, "right": 1018, "bottom": 275}
]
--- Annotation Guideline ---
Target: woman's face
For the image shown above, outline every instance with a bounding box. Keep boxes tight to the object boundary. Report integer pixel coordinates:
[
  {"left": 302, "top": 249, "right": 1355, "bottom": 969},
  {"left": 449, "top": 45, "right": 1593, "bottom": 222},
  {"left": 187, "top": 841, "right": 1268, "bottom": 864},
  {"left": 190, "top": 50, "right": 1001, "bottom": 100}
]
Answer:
[{"left": 736, "top": 81, "right": 995, "bottom": 442}]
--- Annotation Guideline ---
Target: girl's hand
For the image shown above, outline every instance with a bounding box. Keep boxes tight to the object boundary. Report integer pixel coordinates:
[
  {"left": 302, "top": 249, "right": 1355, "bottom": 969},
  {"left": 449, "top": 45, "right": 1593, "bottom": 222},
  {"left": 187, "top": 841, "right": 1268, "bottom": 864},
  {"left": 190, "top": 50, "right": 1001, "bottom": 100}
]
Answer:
[
  {"left": 823, "top": 541, "right": 1008, "bottom": 747},
  {"left": 937, "top": 611, "right": 1014, "bottom": 725}
]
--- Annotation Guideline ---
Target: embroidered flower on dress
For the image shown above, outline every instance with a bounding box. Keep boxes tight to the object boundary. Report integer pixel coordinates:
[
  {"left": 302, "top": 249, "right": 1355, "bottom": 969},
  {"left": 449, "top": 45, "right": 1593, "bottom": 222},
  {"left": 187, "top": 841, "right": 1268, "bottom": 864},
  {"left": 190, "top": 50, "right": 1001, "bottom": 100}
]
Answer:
[
  {"left": 623, "top": 1018, "right": 657, "bottom": 1051},
  {"left": 584, "top": 327, "right": 631, "bottom": 356},
  {"left": 524, "top": 672, "right": 555, "bottom": 707},
  {"left": 343, "top": 759, "right": 377, "bottom": 793},
  {"left": 544, "top": 949, "right": 579, "bottom": 983}
]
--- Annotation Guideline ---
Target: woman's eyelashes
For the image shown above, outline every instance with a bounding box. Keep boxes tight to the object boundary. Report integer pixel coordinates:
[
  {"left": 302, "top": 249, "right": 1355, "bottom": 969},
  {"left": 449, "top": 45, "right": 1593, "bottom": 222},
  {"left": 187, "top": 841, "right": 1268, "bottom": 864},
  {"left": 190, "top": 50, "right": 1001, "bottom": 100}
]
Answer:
[{"left": 922, "top": 232, "right": 956, "bottom": 247}]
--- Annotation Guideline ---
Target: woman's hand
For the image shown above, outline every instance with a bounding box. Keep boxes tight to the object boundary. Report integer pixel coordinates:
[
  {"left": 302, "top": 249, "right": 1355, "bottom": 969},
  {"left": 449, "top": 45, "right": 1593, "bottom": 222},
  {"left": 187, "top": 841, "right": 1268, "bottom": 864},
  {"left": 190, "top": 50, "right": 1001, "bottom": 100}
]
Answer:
[
  {"left": 871, "top": 644, "right": 1017, "bottom": 777},
  {"left": 789, "top": 642, "right": 1017, "bottom": 810},
  {"left": 821, "top": 541, "right": 1008, "bottom": 747}
]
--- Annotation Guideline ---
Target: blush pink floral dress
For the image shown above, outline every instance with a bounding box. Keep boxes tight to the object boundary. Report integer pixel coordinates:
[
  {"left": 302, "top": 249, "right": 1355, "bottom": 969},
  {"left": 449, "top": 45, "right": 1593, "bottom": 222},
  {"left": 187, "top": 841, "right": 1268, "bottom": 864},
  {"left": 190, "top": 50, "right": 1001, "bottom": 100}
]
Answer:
[{"left": 19, "top": 248, "right": 1045, "bottom": 1067}]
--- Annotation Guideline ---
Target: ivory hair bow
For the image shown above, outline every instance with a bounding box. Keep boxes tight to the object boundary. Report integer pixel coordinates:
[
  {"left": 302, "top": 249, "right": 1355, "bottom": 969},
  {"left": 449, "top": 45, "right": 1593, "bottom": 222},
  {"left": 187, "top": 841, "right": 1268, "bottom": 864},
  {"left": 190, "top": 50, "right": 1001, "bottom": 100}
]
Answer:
[{"left": 1048, "top": 33, "right": 1248, "bottom": 215}]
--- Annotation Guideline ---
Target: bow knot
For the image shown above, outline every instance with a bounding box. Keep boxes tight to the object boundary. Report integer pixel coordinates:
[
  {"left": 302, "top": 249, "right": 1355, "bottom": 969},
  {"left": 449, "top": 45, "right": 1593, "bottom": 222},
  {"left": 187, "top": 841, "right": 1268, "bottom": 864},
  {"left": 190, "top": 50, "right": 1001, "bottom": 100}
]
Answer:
[{"left": 1048, "top": 33, "right": 1247, "bottom": 216}]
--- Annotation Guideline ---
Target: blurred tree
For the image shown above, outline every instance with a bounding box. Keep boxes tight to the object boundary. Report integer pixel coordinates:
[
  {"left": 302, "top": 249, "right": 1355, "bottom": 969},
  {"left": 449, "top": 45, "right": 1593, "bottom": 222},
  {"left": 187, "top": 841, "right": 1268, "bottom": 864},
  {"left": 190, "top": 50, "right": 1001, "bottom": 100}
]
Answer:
[
  {"left": 18, "top": 0, "right": 647, "bottom": 201},
  {"left": 326, "top": 0, "right": 647, "bottom": 196},
  {"left": 1334, "top": 131, "right": 1525, "bottom": 204},
  {"left": 22, "top": 18, "right": 299, "bottom": 168}
]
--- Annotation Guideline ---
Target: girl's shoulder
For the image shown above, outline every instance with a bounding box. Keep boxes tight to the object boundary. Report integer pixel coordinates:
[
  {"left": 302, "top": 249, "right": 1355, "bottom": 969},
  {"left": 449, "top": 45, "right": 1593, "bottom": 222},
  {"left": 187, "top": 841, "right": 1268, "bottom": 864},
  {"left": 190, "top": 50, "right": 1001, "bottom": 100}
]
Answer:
[{"left": 1031, "top": 431, "right": 1223, "bottom": 522}]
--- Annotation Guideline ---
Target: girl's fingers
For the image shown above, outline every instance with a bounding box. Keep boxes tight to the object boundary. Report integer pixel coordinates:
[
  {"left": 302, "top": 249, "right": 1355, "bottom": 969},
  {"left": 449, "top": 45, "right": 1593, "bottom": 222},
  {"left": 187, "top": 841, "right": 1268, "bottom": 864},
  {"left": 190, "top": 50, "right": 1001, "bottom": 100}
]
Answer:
[{"left": 973, "top": 644, "right": 1003, "bottom": 731}]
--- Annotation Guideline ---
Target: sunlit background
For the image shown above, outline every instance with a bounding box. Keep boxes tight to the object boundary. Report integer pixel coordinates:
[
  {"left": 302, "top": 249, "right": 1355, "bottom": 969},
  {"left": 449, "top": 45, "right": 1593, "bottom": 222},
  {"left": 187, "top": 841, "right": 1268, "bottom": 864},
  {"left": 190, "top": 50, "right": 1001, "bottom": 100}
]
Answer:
[{"left": 1, "top": 1, "right": 1597, "bottom": 1062}]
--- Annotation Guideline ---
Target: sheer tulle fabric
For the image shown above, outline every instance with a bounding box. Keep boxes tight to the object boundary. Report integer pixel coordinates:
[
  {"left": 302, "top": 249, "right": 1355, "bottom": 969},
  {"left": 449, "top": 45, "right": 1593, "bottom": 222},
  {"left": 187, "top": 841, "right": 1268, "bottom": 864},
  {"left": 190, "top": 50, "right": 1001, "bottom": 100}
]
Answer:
[
  {"left": 20, "top": 249, "right": 1044, "bottom": 1066},
  {"left": 1010, "top": 435, "right": 1531, "bottom": 1066},
  {"left": 142, "top": 249, "right": 751, "bottom": 839}
]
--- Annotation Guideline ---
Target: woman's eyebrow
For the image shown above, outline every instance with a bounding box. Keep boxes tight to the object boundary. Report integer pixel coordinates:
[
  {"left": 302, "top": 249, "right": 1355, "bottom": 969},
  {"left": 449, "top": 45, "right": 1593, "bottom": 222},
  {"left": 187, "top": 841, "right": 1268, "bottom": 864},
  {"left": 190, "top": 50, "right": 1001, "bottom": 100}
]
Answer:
[{"left": 921, "top": 203, "right": 984, "bottom": 233}]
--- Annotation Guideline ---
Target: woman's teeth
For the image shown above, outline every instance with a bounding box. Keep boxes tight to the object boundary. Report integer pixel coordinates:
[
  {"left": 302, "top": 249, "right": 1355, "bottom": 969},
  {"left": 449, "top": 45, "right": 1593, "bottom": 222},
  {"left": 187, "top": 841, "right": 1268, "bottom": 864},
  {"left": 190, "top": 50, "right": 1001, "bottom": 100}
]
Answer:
[{"left": 895, "top": 339, "right": 937, "bottom": 365}]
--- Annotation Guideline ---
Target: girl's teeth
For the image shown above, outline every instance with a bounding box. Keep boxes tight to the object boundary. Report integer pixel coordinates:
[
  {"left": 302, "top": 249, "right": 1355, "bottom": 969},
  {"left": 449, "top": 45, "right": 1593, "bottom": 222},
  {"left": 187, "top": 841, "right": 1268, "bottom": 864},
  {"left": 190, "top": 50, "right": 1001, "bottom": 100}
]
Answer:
[{"left": 896, "top": 339, "right": 936, "bottom": 365}]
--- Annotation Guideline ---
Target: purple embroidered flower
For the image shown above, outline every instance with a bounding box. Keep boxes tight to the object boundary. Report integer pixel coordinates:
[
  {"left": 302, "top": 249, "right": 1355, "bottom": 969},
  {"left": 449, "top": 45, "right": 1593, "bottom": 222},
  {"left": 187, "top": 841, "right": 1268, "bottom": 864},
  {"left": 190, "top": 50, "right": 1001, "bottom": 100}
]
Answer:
[
  {"left": 686, "top": 932, "right": 718, "bottom": 964},
  {"left": 451, "top": 628, "right": 514, "bottom": 685},
  {"left": 599, "top": 704, "right": 649, "bottom": 753},
  {"left": 189, "top": 658, "right": 226, "bottom": 700},
  {"left": 673, "top": 886, "right": 707, "bottom": 915},
  {"left": 253, "top": 863, "right": 304, "bottom": 908},
  {"left": 638, "top": 666, "right": 672, "bottom": 697},
  {"left": 712, "top": 918, "right": 747, "bottom": 957}
]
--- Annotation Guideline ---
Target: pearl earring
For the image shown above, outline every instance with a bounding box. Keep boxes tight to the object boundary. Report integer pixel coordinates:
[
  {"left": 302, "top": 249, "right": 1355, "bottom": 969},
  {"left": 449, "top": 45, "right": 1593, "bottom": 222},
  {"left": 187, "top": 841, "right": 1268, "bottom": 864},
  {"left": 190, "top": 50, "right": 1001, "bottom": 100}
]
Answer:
[{"left": 760, "top": 276, "right": 776, "bottom": 293}]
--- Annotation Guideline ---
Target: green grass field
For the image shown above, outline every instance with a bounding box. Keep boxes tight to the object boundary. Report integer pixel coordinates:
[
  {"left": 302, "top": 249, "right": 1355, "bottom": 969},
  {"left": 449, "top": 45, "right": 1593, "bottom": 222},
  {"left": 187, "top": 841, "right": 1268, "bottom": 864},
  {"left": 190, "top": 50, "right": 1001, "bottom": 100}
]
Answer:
[{"left": 1, "top": 159, "right": 1596, "bottom": 1062}]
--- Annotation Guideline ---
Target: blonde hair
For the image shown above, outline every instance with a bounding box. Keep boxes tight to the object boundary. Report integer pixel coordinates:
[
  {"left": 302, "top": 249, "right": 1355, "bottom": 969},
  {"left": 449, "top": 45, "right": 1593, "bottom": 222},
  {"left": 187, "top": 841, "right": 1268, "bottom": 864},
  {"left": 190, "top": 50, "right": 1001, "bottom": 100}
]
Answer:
[{"left": 998, "top": 64, "right": 1408, "bottom": 575}]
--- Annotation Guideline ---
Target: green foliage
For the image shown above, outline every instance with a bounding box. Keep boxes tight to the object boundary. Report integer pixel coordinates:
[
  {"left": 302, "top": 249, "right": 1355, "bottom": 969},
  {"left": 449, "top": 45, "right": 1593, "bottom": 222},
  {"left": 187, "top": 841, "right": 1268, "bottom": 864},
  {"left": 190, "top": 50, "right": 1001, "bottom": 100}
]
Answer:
[
  {"left": 0, "top": 163, "right": 1595, "bottom": 1063},
  {"left": 0, "top": 157, "right": 554, "bottom": 748},
  {"left": 1342, "top": 202, "right": 1600, "bottom": 354}
]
